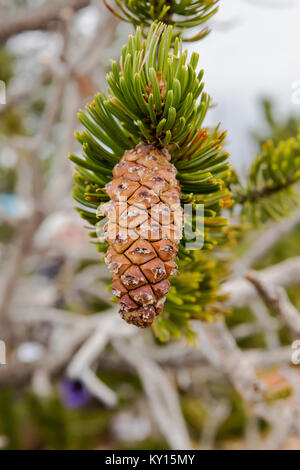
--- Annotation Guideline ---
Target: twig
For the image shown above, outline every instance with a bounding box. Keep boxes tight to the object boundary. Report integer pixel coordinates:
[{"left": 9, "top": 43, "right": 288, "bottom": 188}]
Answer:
[
  {"left": 67, "top": 312, "right": 132, "bottom": 407},
  {"left": 113, "top": 338, "right": 191, "bottom": 450},
  {"left": 43, "top": 79, "right": 80, "bottom": 209},
  {"left": 0, "top": 5, "right": 119, "bottom": 324},
  {"left": 0, "top": 321, "right": 92, "bottom": 386},
  {"left": 72, "top": 14, "right": 120, "bottom": 77},
  {"left": 0, "top": 0, "right": 90, "bottom": 42},
  {"left": 0, "top": 71, "right": 51, "bottom": 116},
  {"left": 10, "top": 306, "right": 104, "bottom": 326},
  {"left": 5, "top": 304, "right": 294, "bottom": 370},
  {"left": 0, "top": 213, "right": 43, "bottom": 324},
  {"left": 199, "top": 400, "right": 231, "bottom": 450},
  {"left": 245, "top": 346, "right": 292, "bottom": 367},
  {"left": 199, "top": 322, "right": 297, "bottom": 449},
  {"left": 253, "top": 403, "right": 294, "bottom": 450},
  {"left": 45, "top": 13, "right": 120, "bottom": 210},
  {"left": 203, "top": 322, "right": 264, "bottom": 404},
  {"left": 222, "top": 257, "right": 300, "bottom": 307},
  {"left": 234, "top": 209, "right": 300, "bottom": 275},
  {"left": 249, "top": 298, "right": 280, "bottom": 349},
  {"left": 246, "top": 271, "right": 300, "bottom": 339},
  {"left": 0, "top": 76, "right": 66, "bottom": 323}
]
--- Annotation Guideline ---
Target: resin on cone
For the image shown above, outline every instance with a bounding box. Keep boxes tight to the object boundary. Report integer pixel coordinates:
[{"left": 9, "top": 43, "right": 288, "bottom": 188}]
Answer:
[{"left": 101, "top": 144, "right": 183, "bottom": 327}]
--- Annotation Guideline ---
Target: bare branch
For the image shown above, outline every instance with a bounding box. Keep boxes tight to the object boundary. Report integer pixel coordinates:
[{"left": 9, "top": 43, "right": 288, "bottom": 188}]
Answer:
[
  {"left": 0, "top": 71, "right": 51, "bottom": 116},
  {"left": 0, "top": 213, "right": 43, "bottom": 324},
  {"left": 67, "top": 313, "right": 125, "bottom": 407},
  {"left": 249, "top": 298, "right": 281, "bottom": 349},
  {"left": 0, "top": 0, "right": 90, "bottom": 42},
  {"left": 0, "top": 322, "right": 92, "bottom": 386},
  {"left": 246, "top": 271, "right": 300, "bottom": 339},
  {"left": 203, "top": 322, "right": 264, "bottom": 404},
  {"left": 223, "top": 257, "right": 300, "bottom": 307},
  {"left": 246, "top": 347, "right": 292, "bottom": 368},
  {"left": 234, "top": 209, "right": 300, "bottom": 275},
  {"left": 72, "top": 14, "right": 120, "bottom": 77},
  {"left": 0, "top": 75, "right": 67, "bottom": 323},
  {"left": 113, "top": 338, "right": 191, "bottom": 450}
]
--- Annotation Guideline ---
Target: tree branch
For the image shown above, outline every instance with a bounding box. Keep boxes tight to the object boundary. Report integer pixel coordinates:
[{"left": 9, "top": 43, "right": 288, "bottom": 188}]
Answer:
[
  {"left": 0, "top": 71, "right": 51, "bottom": 116},
  {"left": 0, "top": 0, "right": 90, "bottom": 42},
  {"left": 203, "top": 322, "right": 264, "bottom": 404},
  {"left": 234, "top": 209, "right": 300, "bottom": 275},
  {"left": 113, "top": 338, "right": 191, "bottom": 450},
  {"left": 223, "top": 257, "right": 300, "bottom": 307},
  {"left": 246, "top": 271, "right": 300, "bottom": 339}
]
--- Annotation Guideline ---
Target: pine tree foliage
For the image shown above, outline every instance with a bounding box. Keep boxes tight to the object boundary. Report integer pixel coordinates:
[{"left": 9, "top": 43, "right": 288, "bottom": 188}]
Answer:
[
  {"left": 71, "top": 1, "right": 300, "bottom": 341},
  {"left": 103, "top": 0, "right": 219, "bottom": 41},
  {"left": 253, "top": 99, "right": 300, "bottom": 147},
  {"left": 232, "top": 135, "right": 300, "bottom": 226},
  {"left": 70, "top": 22, "right": 232, "bottom": 340}
]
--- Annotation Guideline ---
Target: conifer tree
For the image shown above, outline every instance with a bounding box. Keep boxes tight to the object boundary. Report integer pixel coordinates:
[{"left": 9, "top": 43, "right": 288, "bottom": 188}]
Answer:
[{"left": 70, "top": 0, "right": 300, "bottom": 340}]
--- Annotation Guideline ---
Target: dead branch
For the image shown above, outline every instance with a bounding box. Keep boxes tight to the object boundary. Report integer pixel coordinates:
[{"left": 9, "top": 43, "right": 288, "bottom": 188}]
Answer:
[
  {"left": 223, "top": 257, "right": 300, "bottom": 307},
  {"left": 0, "top": 322, "right": 92, "bottom": 387},
  {"left": 246, "top": 271, "right": 300, "bottom": 339},
  {"left": 67, "top": 313, "right": 127, "bottom": 407},
  {"left": 0, "top": 71, "right": 51, "bottom": 116},
  {"left": 246, "top": 347, "right": 292, "bottom": 368},
  {"left": 0, "top": 4, "right": 121, "bottom": 326},
  {"left": 203, "top": 322, "right": 265, "bottom": 404},
  {"left": 234, "top": 209, "right": 300, "bottom": 275},
  {"left": 72, "top": 14, "right": 120, "bottom": 77},
  {"left": 0, "top": 76, "right": 66, "bottom": 324},
  {"left": 0, "top": 0, "right": 90, "bottom": 43},
  {"left": 113, "top": 338, "right": 191, "bottom": 450},
  {"left": 0, "top": 213, "right": 44, "bottom": 324}
]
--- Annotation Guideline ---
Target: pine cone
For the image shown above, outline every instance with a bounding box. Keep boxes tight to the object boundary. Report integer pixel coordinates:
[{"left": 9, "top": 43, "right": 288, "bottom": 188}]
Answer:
[{"left": 102, "top": 144, "right": 183, "bottom": 328}]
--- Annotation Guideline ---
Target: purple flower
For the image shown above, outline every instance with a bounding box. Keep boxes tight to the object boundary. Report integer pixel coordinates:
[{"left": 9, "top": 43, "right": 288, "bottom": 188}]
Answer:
[{"left": 59, "top": 378, "right": 92, "bottom": 409}]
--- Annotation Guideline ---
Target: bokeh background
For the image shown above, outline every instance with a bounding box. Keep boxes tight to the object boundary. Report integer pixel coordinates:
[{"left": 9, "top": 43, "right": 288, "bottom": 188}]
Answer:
[{"left": 0, "top": 0, "right": 300, "bottom": 450}]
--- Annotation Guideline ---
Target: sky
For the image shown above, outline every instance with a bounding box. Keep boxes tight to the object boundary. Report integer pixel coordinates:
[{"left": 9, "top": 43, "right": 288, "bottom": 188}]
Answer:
[{"left": 188, "top": 0, "right": 300, "bottom": 170}]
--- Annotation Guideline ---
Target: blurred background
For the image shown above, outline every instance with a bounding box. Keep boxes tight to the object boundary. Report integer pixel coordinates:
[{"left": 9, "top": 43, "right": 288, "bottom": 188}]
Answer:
[{"left": 0, "top": 0, "right": 300, "bottom": 450}]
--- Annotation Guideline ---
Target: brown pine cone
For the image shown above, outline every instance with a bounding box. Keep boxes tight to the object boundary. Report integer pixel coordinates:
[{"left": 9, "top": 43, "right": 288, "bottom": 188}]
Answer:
[{"left": 101, "top": 144, "right": 183, "bottom": 328}]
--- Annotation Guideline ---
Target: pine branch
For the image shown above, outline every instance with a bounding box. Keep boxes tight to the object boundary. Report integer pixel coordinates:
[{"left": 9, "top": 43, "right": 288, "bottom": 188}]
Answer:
[
  {"left": 232, "top": 136, "right": 300, "bottom": 225},
  {"left": 71, "top": 22, "right": 232, "bottom": 339},
  {"left": 72, "top": 23, "right": 231, "bottom": 211},
  {"left": 236, "top": 177, "right": 298, "bottom": 205},
  {"left": 103, "top": 0, "right": 219, "bottom": 41}
]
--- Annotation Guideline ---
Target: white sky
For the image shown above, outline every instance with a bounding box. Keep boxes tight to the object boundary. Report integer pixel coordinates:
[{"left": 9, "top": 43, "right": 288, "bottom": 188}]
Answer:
[{"left": 188, "top": 0, "right": 300, "bottom": 170}]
